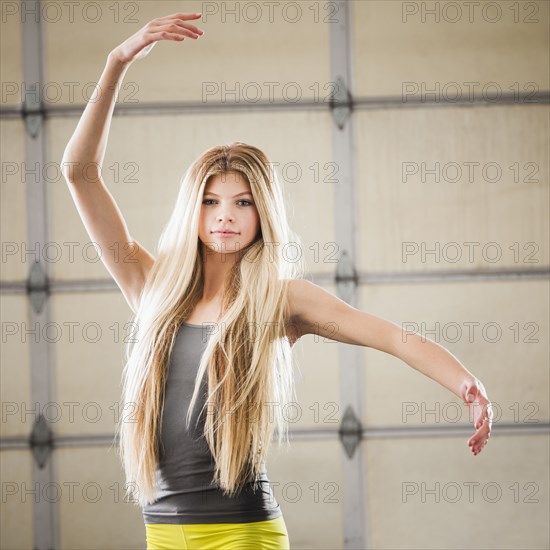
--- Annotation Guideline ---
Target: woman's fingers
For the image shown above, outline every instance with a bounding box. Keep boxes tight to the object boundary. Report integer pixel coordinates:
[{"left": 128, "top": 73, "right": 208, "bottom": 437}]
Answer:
[
  {"left": 142, "top": 23, "right": 205, "bottom": 49},
  {"left": 148, "top": 27, "right": 200, "bottom": 41},
  {"left": 147, "top": 32, "right": 185, "bottom": 42},
  {"left": 112, "top": 12, "right": 205, "bottom": 63},
  {"left": 468, "top": 414, "right": 492, "bottom": 456},
  {"left": 147, "top": 19, "right": 203, "bottom": 33},
  {"left": 146, "top": 20, "right": 205, "bottom": 41},
  {"left": 461, "top": 378, "right": 493, "bottom": 455},
  {"left": 155, "top": 12, "right": 203, "bottom": 22},
  {"left": 148, "top": 13, "right": 204, "bottom": 35},
  {"left": 469, "top": 432, "right": 490, "bottom": 456},
  {"left": 171, "top": 19, "right": 205, "bottom": 35}
]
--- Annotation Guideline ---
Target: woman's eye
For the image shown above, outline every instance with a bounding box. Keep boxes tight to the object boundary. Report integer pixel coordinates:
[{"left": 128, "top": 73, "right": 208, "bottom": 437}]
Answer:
[{"left": 202, "top": 199, "right": 253, "bottom": 206}]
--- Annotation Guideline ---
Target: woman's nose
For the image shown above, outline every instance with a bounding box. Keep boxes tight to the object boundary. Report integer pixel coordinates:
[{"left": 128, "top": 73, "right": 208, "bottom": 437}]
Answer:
[{"left": 217, "top": 210, "right": 234, "bottom": 221}]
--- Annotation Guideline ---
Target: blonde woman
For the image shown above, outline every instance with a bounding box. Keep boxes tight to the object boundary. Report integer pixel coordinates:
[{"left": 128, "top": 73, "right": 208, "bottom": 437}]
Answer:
[{"left": 61, "top": 12, "right": 493, "bottom": 550}]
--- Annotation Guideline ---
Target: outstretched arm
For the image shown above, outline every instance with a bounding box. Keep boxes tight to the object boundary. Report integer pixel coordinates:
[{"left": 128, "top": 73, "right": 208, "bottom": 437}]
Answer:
[
  {"left": 290, "top": 279, "right": 493, "bottom": 456},
  {"left": 60, "top": 12, "right": 204, "bottom": 313}
]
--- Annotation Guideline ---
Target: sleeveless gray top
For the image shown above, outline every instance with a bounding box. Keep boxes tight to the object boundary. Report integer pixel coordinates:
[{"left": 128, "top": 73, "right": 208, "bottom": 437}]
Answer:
[{"left": 142, "top": 322, "right": 282, "bottom": 524}]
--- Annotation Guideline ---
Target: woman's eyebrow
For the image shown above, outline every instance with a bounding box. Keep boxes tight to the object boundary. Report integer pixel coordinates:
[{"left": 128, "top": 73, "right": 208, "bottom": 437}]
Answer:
[{"left": 204, "top": 192, "right": 253, "bottom": 197}]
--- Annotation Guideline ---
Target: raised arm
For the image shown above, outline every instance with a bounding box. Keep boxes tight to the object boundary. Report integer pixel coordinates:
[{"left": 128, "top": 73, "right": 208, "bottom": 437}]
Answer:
[
  {"left": 289, "top": 279, "right": 493, "bottom": 456},
  {"left": 60, "top": 12, "right": 205, "bottom": 313}
]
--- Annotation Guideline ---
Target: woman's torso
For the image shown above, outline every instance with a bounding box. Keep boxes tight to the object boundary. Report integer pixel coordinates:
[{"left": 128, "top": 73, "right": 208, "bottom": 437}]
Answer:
[{"left": 142, "top": 322, "right": 282, "bottom": 525}]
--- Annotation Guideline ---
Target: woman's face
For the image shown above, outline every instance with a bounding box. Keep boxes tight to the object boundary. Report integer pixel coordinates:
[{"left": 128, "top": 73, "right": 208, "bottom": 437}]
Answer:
[{"left": 198, "top": 171, "right": 261, "bottom": 255}]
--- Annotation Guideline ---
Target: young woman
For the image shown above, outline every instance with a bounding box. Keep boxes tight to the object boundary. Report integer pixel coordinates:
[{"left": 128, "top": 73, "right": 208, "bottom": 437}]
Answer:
[{"left": 61, "top": 12, "right": 493, "bottom": 550}]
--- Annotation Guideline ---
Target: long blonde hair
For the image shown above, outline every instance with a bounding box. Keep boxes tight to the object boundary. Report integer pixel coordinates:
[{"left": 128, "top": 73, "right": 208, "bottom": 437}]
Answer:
[{"left": 113, "top": 143, "right": 305, "bottom": 507}]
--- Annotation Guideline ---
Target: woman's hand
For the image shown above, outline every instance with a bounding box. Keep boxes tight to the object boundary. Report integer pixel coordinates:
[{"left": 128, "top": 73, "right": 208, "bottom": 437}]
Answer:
[
  {"left": 110, "top": 12, "right": 205, "bottom": 65},
  {"left": 462, "top": 377, "right": 493, "bottom": 456}
]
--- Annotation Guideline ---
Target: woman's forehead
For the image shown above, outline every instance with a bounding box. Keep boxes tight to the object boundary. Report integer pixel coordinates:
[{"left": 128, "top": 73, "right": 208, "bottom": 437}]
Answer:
[{"left": 205, "top": 172, "right": 251, "bottom": 192}]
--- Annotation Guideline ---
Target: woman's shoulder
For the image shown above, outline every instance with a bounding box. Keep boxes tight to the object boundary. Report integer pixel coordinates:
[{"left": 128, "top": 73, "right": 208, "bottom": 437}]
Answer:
[{"left": 282, "top": 278, "right": 310, "bottom": 328}]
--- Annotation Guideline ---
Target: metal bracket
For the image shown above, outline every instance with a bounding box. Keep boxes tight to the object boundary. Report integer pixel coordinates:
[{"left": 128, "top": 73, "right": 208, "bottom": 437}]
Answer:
[
  {"left": 29, "top": 414, "right": 53, "bottom": 469},
  {"left": 23, "top": 112, "right": 42, "bottom": 139},
  {"left": 335, "top": 249, "right": 358, "bottom": 305},
  {"left": 330, "top": 75, "right": 352, "bottom": 130},
  {"left": 339, "top": 405, "right": 363, "bottom": 459},
  {"left": 23, "top": 85, "right": 43, "bottom": 139},
  {"left": 28, "top": 261, "right": 48, "bottom": 314}
]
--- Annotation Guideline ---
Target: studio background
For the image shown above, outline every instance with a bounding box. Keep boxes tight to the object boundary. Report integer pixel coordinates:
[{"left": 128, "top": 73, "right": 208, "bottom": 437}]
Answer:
[{"left": 1, "top": 1, "right": 548, "bottom": 549}]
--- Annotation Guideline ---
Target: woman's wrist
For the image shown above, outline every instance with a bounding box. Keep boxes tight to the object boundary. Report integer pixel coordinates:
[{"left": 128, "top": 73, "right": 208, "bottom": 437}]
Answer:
[
  {"left": 460, "top": 374, "right": 479, "bottom": 402},
  {"left": 461, "top": 375, "right": 491, "bottom": 411},
  {"left": 108, "top": 49, "right": 133, "bottom": 68}
]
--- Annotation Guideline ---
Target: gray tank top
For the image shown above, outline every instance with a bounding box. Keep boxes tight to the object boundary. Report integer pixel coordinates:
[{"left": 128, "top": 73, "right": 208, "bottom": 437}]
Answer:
[{"left": 142, "top": 322, "right": 283, "bottom": 524}]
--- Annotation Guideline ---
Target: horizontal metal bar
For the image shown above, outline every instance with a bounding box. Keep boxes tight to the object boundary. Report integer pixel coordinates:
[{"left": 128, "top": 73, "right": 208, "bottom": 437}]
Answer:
[
  {"left": 1, "top": 434, "right": 117, "bottom": 450},
  {"left": 284, "top": 422, "right": 550, "bottom": 439},
  {"left": 362, "top": 422, "right": 549, "bottom": 438},
  {"left": 1, "top": 278, "right": 117, "bottom": 294},
  {"left": 353, "top": 90, "right": 550, "bottom": 109},
  {"left": 358, "top": 267, "right": 550, "bottom": 284},
  {"left": 2, "top": 423, "right": 548, "bottom": 450},
  {"left": 1, "top": 91, "right": 548, "bottom": 119},
  {"left": 311, "top": 267, "right": 550, "bottom": 285},
  {"left": 1, "top": 266, "right": 548, "bottom": 296}
]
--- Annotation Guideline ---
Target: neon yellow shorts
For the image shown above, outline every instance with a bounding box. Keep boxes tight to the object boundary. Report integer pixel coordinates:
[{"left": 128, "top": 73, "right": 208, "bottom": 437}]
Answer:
[{"left": 145, "top": 516, "right": 290, "bottom": 549}]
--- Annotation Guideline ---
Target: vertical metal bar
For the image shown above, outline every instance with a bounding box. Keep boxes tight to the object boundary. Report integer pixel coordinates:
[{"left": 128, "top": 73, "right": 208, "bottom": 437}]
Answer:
[
  {"left": 329, "top": 2, "right": 369, "bottom": 549},
  {"left": 21, "top": 1, "right": 58, "bottom": 548}
]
